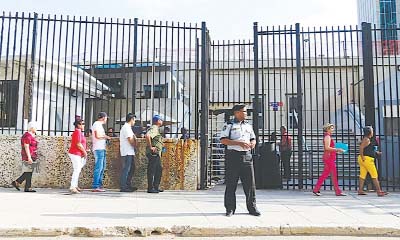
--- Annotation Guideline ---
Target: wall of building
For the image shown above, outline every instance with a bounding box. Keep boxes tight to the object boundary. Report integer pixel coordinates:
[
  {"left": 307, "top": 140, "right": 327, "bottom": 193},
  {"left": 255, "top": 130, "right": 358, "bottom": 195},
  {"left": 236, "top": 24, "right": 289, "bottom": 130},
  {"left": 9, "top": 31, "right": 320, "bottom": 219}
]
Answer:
[{"left": 0, "top": 136, "right": 199, "bottom": 190}]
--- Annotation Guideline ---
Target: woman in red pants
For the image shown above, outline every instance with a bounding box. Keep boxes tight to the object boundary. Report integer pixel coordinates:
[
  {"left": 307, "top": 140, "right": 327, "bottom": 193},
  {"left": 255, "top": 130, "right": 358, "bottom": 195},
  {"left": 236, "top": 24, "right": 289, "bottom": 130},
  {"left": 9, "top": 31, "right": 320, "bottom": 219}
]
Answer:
[{"left": 313, "top": 123, "right": 346, "bottom": 196}]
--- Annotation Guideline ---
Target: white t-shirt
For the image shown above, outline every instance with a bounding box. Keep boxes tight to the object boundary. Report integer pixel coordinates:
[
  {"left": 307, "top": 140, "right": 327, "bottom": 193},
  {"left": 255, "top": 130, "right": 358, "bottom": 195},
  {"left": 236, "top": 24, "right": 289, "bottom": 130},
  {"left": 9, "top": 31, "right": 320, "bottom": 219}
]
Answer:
[
  {"left": 91, "top": 121, "right": 106, "bottom": 151},
  {"left": 120, "top": 122, "right": 136, "bottom": 156}
]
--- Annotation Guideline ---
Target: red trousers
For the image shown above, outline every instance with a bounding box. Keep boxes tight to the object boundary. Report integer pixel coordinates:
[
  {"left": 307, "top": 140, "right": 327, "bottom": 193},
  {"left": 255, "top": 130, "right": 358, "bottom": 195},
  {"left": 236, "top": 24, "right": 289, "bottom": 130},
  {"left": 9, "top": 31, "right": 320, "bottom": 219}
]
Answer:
[{"left": 313, "top": 158, "right": 342, "bottom": 195}]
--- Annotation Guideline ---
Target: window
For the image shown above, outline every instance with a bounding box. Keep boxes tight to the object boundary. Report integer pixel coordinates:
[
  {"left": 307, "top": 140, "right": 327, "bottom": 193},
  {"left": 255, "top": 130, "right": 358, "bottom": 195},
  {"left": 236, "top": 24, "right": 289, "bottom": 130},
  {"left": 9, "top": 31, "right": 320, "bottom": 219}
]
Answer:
[
  {"left": 384, "top": 117, "right": 400, "bottom": 136},
  {"left": 143, "top": 84, "right": 168, "bottom": 99},
  {"left": 98, "top": 78, "right": 125, "bottom": 98},
  {"left": 380, "top": 0, "right": 397, "bottom": 40},
  {"left": 0, "top": 80, "right": 18, "bottom": 127}
]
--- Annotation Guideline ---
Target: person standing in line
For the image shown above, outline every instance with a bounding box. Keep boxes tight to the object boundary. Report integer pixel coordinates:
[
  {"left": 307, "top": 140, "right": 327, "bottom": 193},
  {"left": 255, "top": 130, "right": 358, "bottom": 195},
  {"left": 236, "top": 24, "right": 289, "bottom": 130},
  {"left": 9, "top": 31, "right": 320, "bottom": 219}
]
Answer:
[
  {"left": 313, "top": 123, "right": 346, "bottom": 196},
  {"left": 145, "top": 115, "right": 164, "bottom": 193},
  {"left": 270, "top": 132, "right": 280, "bottom": 161},
  {"left": 107, "top": 127, "right": 117, "bottom": 137},
  {"left": 163, "top": 126, "right": 171, "bottom": 138},
  {"left": 68, "top": 117, "right": 87, "bottom": 194},
  {"left": 11, "top": 121, "right": 39, "bottom": 192},
  {"left": 180, "top": 127, "right": 190, "bottom": 140},
  {"left": 279, "top": 126, "right": 292, "bottom": 180},
  {"left": 119, "top": 113, "right": 138, "bottom": 192},
  {"left": 220, "top": 104, "right": 260, "bottom": 217},
  {"left": 357, "top": 126, "right": 388, "bottom": 197},
  {"left": 91, "top": 112, "right": 111, "bottom": 192}
]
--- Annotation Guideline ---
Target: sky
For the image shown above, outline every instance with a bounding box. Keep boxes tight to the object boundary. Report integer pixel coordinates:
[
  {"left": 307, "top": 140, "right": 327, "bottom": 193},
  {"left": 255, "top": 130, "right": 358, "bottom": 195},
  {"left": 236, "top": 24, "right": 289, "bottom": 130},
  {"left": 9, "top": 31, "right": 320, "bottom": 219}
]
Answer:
[{"left": 1, "top": 0, "right": 358, "bottom": 40}]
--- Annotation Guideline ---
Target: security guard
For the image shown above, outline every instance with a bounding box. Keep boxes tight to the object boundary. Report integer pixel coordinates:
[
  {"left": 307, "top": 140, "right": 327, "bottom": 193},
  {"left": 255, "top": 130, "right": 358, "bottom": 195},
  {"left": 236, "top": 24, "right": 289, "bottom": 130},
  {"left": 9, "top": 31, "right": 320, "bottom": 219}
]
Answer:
[{"left": 220, "top": 104, "right": 261, "bottom": 217}]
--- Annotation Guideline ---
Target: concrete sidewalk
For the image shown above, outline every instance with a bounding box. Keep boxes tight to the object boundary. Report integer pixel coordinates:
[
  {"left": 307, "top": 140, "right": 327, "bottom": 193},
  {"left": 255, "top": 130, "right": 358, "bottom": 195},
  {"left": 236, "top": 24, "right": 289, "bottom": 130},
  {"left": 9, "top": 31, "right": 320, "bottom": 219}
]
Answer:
[{"left": 0, "top": 185, "right": 400, "bottom": 237}]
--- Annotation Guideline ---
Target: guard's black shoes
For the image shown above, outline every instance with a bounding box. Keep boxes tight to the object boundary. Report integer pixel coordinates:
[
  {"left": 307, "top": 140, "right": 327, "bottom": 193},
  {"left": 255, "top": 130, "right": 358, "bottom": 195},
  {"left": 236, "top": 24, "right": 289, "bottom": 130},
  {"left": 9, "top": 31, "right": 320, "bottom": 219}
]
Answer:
[
  {"left": 225, "top": 210, "right": 235, "bottom": 217},
  {"left": 249, "top": 209, "right": 261, "bottom": 216}
]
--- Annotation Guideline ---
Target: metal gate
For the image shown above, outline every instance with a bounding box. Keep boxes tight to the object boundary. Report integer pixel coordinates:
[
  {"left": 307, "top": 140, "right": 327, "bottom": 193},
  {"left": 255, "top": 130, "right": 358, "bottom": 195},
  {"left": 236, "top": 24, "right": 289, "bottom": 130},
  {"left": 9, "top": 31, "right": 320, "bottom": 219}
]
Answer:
[
  {"left": 252, "top": 22, "right": 400, "bottom": 191},
  {"left": 207, "top": 40, "right": 254, "bottom": 185},
  {"left": 206, "top": 22, "right": 400, "bottom": 191}
]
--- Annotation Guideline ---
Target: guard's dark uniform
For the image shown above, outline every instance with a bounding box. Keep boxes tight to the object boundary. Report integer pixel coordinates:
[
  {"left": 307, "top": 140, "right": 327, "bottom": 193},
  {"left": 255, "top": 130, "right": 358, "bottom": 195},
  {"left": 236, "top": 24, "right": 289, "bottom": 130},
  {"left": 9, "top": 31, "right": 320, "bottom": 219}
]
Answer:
[{"left": 220, "top": 119, "right": 257, "bottom": 213}]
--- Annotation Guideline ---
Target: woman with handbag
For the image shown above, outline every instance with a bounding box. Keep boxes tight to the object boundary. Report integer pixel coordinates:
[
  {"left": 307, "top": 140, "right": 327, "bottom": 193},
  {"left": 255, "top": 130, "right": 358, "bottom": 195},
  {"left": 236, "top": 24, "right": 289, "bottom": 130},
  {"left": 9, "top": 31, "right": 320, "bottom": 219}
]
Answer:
[
  {"left": 11, "top": 121, "right": 39, "bottom": 192},
  {"left": 68, "top": 117, "right": 88, "bottom": 194}
]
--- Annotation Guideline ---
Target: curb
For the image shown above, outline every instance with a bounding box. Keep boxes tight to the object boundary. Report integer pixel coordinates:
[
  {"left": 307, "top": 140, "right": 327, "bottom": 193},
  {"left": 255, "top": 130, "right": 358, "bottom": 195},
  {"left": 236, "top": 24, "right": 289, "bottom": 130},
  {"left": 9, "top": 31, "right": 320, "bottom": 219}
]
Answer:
[{"left": 0, "top": 226, "right": 400, "bottom": 237}]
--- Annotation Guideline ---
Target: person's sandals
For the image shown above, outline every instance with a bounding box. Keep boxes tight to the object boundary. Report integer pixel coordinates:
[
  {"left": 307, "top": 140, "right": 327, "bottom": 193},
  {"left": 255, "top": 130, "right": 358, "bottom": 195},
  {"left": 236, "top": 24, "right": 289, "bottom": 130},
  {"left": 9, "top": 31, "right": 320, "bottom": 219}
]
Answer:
[
  {"left": 313, "top": 191, "right": 321, "bottom": 196},
  {"left": 358, "top": 191, "right": 367, "bottom": 195},
  {"left": 336, "top": 192, "right": 347, "bottom": 196},
  {"left": 377, "top": 191, "right": 388, "bottom": 197},
  {"left": 70, "top": 188, "right": 80, "bottom": 194}
]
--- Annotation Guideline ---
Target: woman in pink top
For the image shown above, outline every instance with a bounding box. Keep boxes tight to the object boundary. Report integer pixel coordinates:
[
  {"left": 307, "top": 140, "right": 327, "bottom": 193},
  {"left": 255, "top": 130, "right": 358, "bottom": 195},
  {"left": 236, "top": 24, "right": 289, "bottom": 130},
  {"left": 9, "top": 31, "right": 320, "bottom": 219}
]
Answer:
[
  {"left": 313, "top": 123, "right": 346, "bottom": 196},
  {"left": 11, "top": 121, "right": 39, "bottom": 192},
  {"left": 68, "top": 118, "right": 87, "bottom": 194}
]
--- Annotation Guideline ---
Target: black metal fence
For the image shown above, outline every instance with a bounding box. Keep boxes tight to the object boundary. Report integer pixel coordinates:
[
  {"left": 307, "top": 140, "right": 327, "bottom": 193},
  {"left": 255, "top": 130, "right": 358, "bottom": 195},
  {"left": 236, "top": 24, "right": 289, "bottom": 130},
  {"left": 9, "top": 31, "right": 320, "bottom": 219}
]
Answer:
[
  {"left": 251, "top": 22, "right": 400, "bottom": 191},
  {"left": 1, "top": 11, "right": 400, "bottom": 191},
  {"left": 206, "top": 23, "right": 400, "bottom": 191},
  {"left": 0, "top": 12, "right": 206, "bottom": 140}
]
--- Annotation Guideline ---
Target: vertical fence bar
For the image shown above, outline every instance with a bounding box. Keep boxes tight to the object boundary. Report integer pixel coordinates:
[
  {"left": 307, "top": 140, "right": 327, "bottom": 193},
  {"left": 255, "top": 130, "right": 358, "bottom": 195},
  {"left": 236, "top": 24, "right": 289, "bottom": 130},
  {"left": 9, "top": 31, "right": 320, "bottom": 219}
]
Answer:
[
  {"left": 27, "top": 13, "right": 38, "bottom": 124},
  {"left": 361, "top": 23, "right": 376, "bottom": 129},
  {"left": 200, "top": 22, "right": 209, "bottom": 189},
  {"left": 253, "top": 22, "right": 260, "bottom": 145},
  {"left": 295, "top": 23, "right": 304, "bottom": 189}
]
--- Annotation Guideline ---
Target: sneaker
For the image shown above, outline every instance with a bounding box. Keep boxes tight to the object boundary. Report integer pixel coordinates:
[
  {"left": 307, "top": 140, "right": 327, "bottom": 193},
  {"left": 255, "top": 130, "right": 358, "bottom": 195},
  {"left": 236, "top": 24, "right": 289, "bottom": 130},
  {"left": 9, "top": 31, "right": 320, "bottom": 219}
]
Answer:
[
  {"left": 336, "top": 192, "right": 347, "bottom": 196},
  {"left": 92, "top": 188, "right": 106, "bottom": 192},
  {"left": 11, "top": 181, "right": 20, "bottom": 191},
  {"left": 24, "top": 188, "right": 36, "bottom": 192},
  {"left": 147, "top": 188, "right": 159, "bottom": 193}
]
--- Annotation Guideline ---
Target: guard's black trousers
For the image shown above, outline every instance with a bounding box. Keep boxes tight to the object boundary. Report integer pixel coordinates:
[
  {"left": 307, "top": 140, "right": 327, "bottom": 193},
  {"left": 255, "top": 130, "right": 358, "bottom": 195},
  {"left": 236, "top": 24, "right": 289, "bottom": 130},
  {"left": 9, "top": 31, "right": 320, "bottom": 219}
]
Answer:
[
  {"left": 224, "top": 150, "right": 257, "bottom": 212},
  {"left": 147, "top": 154, "right": 162, "bottom": 190}
]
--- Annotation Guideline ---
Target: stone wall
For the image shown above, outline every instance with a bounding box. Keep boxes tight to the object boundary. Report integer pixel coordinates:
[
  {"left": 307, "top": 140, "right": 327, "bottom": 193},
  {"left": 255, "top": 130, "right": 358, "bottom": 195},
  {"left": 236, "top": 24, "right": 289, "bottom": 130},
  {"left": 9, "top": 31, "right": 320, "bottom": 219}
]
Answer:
[{"left": 0, "top": 135, "right": 199, "bottom": 190}]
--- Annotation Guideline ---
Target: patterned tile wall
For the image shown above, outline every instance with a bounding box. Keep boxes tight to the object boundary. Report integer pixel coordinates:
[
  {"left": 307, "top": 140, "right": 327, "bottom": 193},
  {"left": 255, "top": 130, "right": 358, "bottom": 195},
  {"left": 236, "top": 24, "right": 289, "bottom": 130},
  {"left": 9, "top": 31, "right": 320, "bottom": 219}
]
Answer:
[{"left": 0, "top": 135, "right": 199, "bottom": 190}]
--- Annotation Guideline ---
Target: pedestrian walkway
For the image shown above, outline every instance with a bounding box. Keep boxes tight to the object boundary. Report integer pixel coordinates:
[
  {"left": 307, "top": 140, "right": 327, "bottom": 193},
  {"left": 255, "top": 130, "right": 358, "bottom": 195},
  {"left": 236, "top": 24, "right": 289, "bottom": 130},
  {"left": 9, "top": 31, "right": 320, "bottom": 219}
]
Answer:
[{"left": 0, "top": 185, "right": 399, "bottom": 238}]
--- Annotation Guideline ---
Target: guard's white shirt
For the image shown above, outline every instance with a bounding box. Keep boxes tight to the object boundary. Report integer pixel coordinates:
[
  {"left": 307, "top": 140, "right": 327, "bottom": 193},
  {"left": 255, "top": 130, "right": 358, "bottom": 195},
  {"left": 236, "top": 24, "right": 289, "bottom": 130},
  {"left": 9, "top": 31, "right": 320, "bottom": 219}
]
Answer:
[
  {"left": 220, "top": 120, "right": 256, "bottom": 152},
  {"left": 119, "top": 123, "right": 136, "bottom": 156}
]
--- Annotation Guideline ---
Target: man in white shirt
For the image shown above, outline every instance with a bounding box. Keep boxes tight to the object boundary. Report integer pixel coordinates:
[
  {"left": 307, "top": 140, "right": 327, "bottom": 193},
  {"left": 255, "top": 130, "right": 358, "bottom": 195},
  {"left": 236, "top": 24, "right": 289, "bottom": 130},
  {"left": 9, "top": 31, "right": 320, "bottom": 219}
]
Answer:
[
  {"left": 119, "top": 113, "right": 138, "bottom": 192},
  {"left": 91, "top": 112, "right": 111, "bottom": 192}
]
